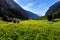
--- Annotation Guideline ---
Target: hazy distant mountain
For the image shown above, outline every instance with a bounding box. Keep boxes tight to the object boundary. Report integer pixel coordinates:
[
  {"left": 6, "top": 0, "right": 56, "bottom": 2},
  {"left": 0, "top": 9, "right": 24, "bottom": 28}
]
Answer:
[
  {"left": 45, "top": 1, "right": 60, "bottom": 19},
  {"left": 0, "top": 0, "right": 39, "bottom": 21},
  {"left": 26, "top": 11, "right": 39, "bottom": 19}
]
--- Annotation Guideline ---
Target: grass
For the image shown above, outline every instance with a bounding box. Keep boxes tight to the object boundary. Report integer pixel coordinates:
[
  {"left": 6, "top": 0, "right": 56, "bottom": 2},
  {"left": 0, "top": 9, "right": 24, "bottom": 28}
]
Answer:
[{"left": 0, "top": 19, "right": 60, "bottom": 40}]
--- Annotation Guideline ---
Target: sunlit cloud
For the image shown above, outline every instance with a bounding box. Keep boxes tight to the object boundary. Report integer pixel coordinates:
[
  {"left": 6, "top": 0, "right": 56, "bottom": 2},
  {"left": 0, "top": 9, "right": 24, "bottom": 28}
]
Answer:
[
  {"left": 14, "top": 0, "right": 59, "bottom": 16},
  {"left": 14, "top": 0, "right": 35, "bottom": 10},
  {"left": 21, "top": 3, "right": 34, "bottom": 10},
  {"left": 14, "top": 0, "right": 18, "bottom": 2}
]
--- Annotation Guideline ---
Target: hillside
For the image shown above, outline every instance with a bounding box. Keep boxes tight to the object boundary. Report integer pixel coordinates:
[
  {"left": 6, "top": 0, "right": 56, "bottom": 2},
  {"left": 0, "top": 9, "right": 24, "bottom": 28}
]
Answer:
[
  {"left": 45, "top": 1, "right": 60, "bottom": 19},
  {"left": 26, "top": 11, "right": 39, "bottom": 19},
  {"left": 0, "top": 0, "right": 39, "bottom": 21},
  {"left": 0, "top": 19, "right": 60, "bottom": 40}
]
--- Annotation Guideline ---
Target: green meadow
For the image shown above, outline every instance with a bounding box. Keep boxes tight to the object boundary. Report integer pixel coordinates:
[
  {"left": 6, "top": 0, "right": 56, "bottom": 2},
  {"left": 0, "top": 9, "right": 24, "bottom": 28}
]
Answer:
[{"left": 0, "top": 19, "right": 60, "bottom": 40}]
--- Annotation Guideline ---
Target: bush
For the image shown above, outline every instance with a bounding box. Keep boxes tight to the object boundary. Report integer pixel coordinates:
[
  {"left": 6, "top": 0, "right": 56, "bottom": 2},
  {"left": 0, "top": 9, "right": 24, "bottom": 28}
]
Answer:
[
  {"left": 46, "top": 14, "right": 53, "bottom": 21},
  {"left": 12, "top": 18, "right": 20, "bottom": 23}
]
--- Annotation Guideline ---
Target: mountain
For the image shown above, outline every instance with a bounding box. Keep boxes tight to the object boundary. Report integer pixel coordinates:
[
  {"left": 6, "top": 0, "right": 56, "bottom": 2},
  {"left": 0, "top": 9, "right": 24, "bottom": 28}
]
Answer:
[
  {"left": 45, "top": 1, "right": 60, "bottom": 19},
  {"left": 0, "top": 0, "right": 39, "bottom": 21},
  {"left": 26, "top": 11, "right": 39, "bottom": 19}
]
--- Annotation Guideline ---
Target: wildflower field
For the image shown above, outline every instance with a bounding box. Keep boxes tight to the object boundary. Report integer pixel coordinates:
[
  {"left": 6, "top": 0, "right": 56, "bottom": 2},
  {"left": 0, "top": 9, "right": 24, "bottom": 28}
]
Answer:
[{"left": 0, "top": 19, "right": 60, "bottom": 40}]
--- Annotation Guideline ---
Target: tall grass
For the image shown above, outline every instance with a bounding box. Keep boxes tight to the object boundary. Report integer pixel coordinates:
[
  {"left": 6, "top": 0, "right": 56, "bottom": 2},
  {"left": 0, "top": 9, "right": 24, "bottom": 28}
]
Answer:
[{"left": 0, "top": 20, "right": 60, "bottom": 40}]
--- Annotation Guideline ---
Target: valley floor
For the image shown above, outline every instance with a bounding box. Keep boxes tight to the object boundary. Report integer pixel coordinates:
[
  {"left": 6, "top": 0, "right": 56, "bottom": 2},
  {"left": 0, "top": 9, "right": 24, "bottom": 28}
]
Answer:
[{"left": 0, "top": 19, "right": 60, "bottom": 40}]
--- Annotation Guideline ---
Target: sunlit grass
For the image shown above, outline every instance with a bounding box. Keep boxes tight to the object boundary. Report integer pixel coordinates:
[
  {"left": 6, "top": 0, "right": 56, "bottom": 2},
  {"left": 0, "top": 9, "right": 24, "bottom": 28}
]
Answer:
[{"left": 0, "top": 19, "right": 60, "bottom": 40}]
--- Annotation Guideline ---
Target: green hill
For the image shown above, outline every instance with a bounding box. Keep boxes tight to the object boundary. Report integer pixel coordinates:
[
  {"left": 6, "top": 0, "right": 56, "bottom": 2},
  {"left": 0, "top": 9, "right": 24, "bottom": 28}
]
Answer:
[
  {"left": 45, "top": 1, "right": 60, "bottom": 21},
  {"left": 0, "top": 19, "right": 60, "bottom": 40}
]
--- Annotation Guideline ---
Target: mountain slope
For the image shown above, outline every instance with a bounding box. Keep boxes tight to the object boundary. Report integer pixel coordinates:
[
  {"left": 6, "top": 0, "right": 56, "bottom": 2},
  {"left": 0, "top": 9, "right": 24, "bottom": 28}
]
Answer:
[
  {"left": 0, "top": 0, "right": 39, "bottom": 21},
  {"left": 26, "top": 11, "right": 39, "bottom": 19},
  {"left": 45, "top": 1, "right": 60, "bottom": 19}
]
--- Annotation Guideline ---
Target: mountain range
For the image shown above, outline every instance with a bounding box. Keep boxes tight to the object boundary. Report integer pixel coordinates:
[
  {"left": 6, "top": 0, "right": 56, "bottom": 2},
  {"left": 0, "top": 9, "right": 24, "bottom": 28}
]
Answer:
[
  {"left": 0, "top": 0, "right": 39, "bottom": 21},
  {"left": 45, "top": 1, "right": 60, "bottom": 19}
]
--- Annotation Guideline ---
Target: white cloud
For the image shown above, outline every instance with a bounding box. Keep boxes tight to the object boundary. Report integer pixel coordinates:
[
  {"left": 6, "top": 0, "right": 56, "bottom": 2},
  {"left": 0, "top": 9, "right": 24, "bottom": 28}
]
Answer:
[
  {"left": 14, "top": 0, "right": 17, "bottom": 2},
  {"left": 14, "top": 0, "right": 40, "bottom": 15},
  {"left": 21, "top": 3, "right": 34, "bottom": 10},
  {"left": 14, "top": 0, "right": 35, "bottom": 11}
]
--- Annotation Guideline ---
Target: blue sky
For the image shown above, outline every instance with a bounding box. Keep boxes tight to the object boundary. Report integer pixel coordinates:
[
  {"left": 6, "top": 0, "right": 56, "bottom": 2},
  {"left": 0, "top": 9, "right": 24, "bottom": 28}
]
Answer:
[{"left": 14, "top": 0, "right": 59, "bottom": 16}]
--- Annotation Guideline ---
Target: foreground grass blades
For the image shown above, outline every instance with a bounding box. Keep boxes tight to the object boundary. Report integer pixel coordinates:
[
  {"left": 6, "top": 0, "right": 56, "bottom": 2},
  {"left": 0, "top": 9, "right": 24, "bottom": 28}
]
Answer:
[{"left": 0, "top": 20, "right": 60, "bottom": 40}]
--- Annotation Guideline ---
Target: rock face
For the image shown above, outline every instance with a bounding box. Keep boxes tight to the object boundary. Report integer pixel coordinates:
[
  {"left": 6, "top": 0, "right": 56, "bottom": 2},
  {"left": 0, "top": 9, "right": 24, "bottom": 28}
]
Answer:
[
  {"left": 45, "top": 1, "right": 60, "bottom": 20},
  {"left": 0, "top": 0, "right": 39, "bottom": 21}
]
